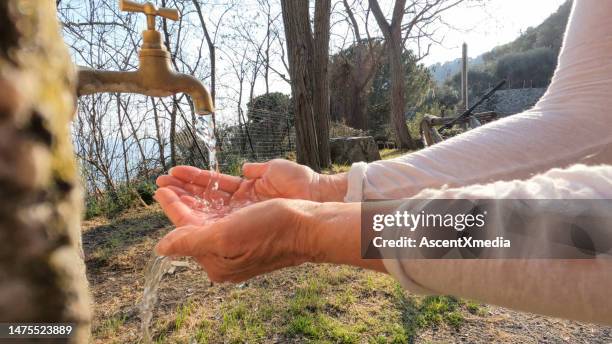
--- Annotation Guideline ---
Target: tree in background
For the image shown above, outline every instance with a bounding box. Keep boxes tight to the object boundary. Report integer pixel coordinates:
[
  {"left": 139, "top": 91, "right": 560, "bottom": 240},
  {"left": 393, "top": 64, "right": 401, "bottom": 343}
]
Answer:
[
  {"left": 330, "top": 41, "right": 433, "bottom": 140},
  {"left": 281, "top": 0, "right": 332, "bottom": 171},
  {"left": 493, "top": 47, "right": 556, "bottom": 88},
  {"left": 368, "top": 0, "right": 466, "bottom": 149},
  {"left": 368, "top": 50, "right": 433, "bottom": 138},
  {"left": 329, "top": 39, "right": 384, "bottom": 131},
  {"left": 445, "top": 69, "right": 496, "bottom": 104}
]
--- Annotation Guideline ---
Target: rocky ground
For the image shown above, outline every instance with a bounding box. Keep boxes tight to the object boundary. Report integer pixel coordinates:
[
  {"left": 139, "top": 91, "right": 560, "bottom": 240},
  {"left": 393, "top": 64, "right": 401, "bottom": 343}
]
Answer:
[{"left": 83, "top": 206, "right": 612, "bottom": 344}]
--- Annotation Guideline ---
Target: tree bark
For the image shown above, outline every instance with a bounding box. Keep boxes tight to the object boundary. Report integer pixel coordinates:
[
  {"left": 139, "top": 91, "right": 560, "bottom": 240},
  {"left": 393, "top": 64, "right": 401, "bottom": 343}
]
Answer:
[
  {"left": 312, "top": 0, "right": 332, "bottom": 168},
  {"left": 342, "top": 0, "right": 370, "bottom": 131},
  {"left": 369, "top": 0, "right": 416, "bottom": 149},
  {"left": 281, "top": 0, "right": 321, "bottom": 170},
  {"left": 0, "top": 1, "right": 90, "bottom": 342},
  {"left": 388, "top": 41, "right": 415, "bottom": 148}
]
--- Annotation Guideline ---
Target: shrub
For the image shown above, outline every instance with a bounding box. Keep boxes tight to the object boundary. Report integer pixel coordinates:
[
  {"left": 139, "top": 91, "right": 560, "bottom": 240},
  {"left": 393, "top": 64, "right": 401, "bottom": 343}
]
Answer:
[
  {"left": 84, "top": 179, "right": 156, "bottom": 220},
  {"left": 136, "top": 181, "right": 156, "bottom": 205}
]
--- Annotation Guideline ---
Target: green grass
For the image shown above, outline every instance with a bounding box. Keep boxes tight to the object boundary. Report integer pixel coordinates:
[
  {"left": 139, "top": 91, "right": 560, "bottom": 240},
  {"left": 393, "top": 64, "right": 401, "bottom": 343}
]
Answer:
[
  {"left": 217, "top": 289, "right": 274, "bottom": 343},
  {"left": 95, "top": 315, "right": 126, "bottom": 337},
  {"left": 175, "top": 300, "right": 194, "bottom": 330},
  {"left": 282, "top": 269, "right": 414, "bottom": 343},
  {"left": 392, "top": 282, "right": 470, "bottom": 338},
  {"left": 90, "top": 233, "right": 125, "bottom": 262},
  {"left": 92, "top": 261, "right": 486, "bottom": 343},
  {"left": 465, "top": 300, "right": 486, "bottom": 316},
  {"left": 194, "top": 319, "right": 211, "bottom": 343},
  {"left": 289, "top": 278, "right": 325, "bottom": 315}
]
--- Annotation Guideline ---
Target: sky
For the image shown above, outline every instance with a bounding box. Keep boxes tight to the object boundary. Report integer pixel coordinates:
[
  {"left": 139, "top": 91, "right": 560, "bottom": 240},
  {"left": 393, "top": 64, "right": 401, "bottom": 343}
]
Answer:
[{"left": 421, "top": 0, "right": 567, "bottom": 65}]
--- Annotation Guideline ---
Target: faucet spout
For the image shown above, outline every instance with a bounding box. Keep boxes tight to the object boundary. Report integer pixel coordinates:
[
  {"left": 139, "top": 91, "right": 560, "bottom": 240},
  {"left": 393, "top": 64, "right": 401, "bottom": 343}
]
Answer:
[
  {"left": 76, "top": 1, "right": 215, "bottom": 116},
  {"left": 77, "top": 66, "right": 214, "bottom": 115},
  {"left": 166, "top": 73, "right": 215, "bottom": 115}
]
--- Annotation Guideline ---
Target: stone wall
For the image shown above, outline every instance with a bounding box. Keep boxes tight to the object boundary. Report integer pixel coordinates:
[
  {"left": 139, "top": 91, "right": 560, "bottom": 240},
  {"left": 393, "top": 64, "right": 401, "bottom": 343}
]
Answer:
[
  {"left": 474, "top": 88, "right": 547, "bottom": 116},
  {"left": 329, "top": 136, "right": 381, "bottom": 165}
]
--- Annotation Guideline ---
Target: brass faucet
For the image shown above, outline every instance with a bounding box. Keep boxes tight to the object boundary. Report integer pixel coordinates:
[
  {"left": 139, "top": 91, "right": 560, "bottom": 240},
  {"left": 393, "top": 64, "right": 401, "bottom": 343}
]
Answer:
[{"left": 77, "top": 0, "right": 215, "bottom": 115}]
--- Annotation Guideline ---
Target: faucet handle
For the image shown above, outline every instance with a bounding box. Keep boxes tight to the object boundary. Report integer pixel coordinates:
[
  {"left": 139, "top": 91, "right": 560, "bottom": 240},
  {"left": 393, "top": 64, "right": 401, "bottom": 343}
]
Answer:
[{"left": 119, "top": 0, "right": 180, "bottom": 30}]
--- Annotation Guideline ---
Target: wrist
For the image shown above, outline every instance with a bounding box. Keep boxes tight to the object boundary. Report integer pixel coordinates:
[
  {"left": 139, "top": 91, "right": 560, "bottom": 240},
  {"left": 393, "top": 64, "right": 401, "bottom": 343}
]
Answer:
[{"left": 315, "top": 173, "right": 348, "bottom": 202}]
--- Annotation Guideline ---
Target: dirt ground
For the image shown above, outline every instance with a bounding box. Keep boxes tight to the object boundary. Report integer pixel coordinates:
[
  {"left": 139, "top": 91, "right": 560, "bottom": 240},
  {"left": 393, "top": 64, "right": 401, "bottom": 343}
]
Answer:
[{"left": 83, "top": 206, "right": 612, "bottom": 343}]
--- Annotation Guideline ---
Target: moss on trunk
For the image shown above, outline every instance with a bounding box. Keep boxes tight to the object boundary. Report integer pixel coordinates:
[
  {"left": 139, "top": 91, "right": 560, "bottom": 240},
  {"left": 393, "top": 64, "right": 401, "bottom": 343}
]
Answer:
[{"left": 0, "top": 1, "right": 90, "bottom": 342}]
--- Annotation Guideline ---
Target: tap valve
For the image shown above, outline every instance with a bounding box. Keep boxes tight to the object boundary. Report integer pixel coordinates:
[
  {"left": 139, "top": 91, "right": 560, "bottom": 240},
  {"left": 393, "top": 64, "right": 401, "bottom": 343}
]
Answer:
[
  {"left": 119, "top": 0, "right": 180, "bottom": 31},
  {"left": 119, "top": 0, "right": 179, "bottom": 53}
]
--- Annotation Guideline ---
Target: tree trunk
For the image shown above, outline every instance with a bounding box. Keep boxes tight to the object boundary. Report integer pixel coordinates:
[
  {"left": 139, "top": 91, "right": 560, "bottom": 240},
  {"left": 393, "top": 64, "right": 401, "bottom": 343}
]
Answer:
[
  {"left": 0, "top": 1, "right": 90, "bottom": 342},
  {"left": 343, "top": 0, "right": 369, "bottom": 130},
  {"left": 349, "top": 82, "right": 368, "bottom": 130},
  {"left": 312, "top": 0, "right": 332, "bottom": 168},
  {"left": 369, "top": 0, "right": 415, "bottom": 149},
  {"left": 281, "top": 0, "right": 321, "bottom": 170},
  {"left": 388, "top": 41, "right": 415, "bottom": 149}
]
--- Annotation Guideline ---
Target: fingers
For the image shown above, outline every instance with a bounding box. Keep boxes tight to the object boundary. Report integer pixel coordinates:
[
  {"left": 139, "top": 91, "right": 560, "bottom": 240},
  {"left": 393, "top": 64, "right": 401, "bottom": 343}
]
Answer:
[
  {"left": 156, "top": 175, "right": 186, "bottom": 189},
  {"left": 154, "top": 187, "right": 195, "bottom": 226},
  {"left": 242, "top": 162, "right": 269, "bottom": 179},
  {"left": 155, "top": 224, "right": 218, "bottom": 257},
  {"left": 170, "top": 166, "right": 242, "bottom": 193}
]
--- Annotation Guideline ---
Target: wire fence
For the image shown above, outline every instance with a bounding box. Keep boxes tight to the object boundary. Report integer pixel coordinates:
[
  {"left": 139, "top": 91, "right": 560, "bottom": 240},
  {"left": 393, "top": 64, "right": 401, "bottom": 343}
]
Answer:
[{"left": 175, "top": 108, "right": 296, "bottom": 174}]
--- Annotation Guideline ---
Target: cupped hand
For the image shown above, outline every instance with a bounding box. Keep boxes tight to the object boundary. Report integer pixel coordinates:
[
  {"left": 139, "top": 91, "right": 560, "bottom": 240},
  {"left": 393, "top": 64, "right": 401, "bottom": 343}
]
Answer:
[
  {"left": 155, "top": 159, "right": 347, "bottom": 206},
  {"left": 154, "top": 192, "right": 320, "bottom": 283}
]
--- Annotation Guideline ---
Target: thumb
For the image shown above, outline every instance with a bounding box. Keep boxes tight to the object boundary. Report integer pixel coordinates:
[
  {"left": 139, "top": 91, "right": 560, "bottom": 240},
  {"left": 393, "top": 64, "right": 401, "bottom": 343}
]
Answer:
[
  {"left": 155, "top": 225, "right": 216, "bottom": 257},
  {"left": 242, "top": 162, "right": 269, "bottom": 179}
]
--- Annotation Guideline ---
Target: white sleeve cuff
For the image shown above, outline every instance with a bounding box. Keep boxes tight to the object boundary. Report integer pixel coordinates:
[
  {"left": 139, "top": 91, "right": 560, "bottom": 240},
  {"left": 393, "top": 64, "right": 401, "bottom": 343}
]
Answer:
[{"left": 344, "top": 162, "right": 368, "bottom": 202}]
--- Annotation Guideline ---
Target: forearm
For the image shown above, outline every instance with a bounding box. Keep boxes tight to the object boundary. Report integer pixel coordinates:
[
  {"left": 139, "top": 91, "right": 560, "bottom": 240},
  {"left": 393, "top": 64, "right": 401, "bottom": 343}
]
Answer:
[{"left": 306, "top": 201, "right": 386, "bottom": 272}]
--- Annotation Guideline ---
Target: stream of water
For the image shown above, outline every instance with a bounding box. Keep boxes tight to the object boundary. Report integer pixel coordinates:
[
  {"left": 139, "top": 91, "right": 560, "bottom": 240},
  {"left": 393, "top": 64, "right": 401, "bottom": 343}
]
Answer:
[
  {"left": 140, "top": 113, "right": 221, "bottom": 344},
  {"left": 140, "top": 255, "right": 172, "bottom": 343}
]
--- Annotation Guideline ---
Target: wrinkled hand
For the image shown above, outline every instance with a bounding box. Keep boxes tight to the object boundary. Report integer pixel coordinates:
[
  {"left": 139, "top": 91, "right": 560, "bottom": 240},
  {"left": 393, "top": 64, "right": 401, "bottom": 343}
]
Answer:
[
  {"left": 155, "top": 190, "right": 319, "bottom": 283},
  {"left": 156, "top": 159, "right": 346, "bottom": 208},
  {"left": 153, "top": 160, "right": 350, "bottom": 282}
]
